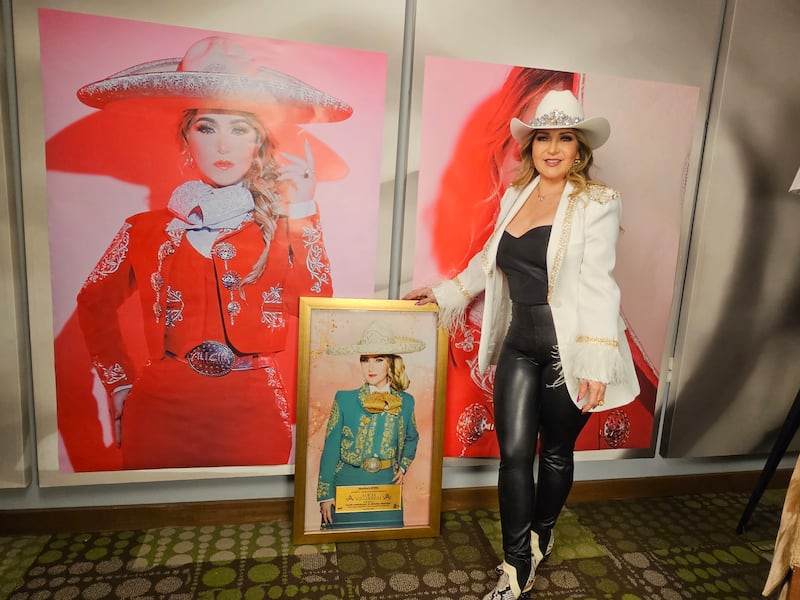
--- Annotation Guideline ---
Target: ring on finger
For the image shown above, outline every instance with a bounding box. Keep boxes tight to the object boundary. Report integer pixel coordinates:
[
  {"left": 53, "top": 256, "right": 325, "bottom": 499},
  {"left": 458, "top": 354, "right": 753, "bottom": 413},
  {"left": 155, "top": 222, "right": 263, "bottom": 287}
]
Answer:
[{"left": 303, "top": 168, "right": 311, "bottom": 179}]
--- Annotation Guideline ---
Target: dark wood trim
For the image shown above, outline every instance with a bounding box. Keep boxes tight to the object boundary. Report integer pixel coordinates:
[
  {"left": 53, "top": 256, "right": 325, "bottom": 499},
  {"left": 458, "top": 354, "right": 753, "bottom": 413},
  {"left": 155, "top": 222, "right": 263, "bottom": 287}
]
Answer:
[
  {"left": 0, "top": 469, "right": 790, "bottom": 534},
  {"left": 567, "top": 468, "right": 793, "bottom": 504}
]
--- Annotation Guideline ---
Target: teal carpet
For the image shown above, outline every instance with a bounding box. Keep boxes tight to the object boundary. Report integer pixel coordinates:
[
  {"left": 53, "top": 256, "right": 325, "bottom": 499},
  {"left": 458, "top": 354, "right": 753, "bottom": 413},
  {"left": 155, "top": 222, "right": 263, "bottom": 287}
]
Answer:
[{"left": 0, "top": 490, "right": 786, "bottom": 599}]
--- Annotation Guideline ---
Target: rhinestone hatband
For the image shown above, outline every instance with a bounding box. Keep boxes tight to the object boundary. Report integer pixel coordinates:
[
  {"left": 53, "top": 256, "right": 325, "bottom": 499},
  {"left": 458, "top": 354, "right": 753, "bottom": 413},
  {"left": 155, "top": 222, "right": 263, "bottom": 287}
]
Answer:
[{"left": 530, "top": 109, "right": 582, "bottom": 128}]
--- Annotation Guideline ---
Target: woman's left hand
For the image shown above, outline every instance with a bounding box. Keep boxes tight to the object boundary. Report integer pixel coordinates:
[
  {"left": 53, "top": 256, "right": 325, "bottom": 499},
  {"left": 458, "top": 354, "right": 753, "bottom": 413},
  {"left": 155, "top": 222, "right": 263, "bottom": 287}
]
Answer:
[
  {"left": 392, "top": 467, "right": 405, "bottom": 485},
  {"left": 278, "top": 139, "right": 316, "bottom": 205},
  {"left": 578, "top": 379, "right": 607, "bottom": 414}
]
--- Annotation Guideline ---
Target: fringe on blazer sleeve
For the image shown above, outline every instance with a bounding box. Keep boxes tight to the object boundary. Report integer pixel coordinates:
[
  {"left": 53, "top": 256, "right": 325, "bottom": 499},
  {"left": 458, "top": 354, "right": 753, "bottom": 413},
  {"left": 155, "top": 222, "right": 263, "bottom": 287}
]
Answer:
[
  {"left": 570, "top": 187, "right": 626, "bottom": 384},
  {"left": 566, "top": 340, "right": 627, "bottom": 385},
  {"left": 431, "top": 245, "right": 488, "bottom": 332}
]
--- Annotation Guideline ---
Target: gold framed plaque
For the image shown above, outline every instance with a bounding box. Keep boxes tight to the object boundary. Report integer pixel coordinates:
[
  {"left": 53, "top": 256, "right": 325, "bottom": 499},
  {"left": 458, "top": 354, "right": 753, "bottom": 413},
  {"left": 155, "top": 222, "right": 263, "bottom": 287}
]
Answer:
[{"left": 293, "top": 297, "right": 447, "bottom": 543}]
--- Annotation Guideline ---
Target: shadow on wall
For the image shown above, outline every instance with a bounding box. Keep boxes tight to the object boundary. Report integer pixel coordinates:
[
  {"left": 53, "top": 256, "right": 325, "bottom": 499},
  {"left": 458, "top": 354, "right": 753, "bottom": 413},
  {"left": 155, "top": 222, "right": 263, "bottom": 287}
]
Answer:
[{"left": 669, "top": 68, "right": 800, "bottom": 457}]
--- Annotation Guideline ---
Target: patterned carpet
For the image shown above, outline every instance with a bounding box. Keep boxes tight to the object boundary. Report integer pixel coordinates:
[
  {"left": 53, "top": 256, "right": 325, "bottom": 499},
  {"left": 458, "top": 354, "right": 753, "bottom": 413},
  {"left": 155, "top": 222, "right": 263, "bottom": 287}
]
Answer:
[{"left": 0, "top": 490, "right": 786, "bottom": 600}]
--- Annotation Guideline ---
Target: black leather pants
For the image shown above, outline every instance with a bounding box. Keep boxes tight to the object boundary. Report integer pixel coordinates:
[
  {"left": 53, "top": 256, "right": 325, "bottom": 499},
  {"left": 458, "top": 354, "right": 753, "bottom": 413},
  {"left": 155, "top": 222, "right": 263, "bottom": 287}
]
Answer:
[{"left": 493, "top": 303, "right": 590, "bottom": 580}]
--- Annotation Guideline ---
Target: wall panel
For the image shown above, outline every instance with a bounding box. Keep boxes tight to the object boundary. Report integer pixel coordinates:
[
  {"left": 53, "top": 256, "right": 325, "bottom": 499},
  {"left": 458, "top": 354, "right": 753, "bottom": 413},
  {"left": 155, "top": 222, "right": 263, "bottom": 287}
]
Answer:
[
  {"left": 11, "top": 0, "right": 406, "bottom": 486},
  {"left": 0, "top": 5, "right": 30, "bottom": 488},
  {"left": 662, "top": 0, "right": 800, "bottom": 457},
  {"left": 407, "top": 0, "right": 725, "bottom": 460}
]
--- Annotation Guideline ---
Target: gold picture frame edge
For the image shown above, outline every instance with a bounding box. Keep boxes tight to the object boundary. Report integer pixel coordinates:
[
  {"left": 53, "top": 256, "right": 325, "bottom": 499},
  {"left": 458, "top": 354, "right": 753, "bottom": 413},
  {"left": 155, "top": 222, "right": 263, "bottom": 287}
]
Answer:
[{"left": 293, "top": 296, "right": 446, "bottom": 544}]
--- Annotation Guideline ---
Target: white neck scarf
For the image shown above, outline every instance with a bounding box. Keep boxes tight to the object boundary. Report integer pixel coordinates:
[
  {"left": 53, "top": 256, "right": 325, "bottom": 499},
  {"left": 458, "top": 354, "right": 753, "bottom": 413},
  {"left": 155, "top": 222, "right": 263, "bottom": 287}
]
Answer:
[
  {"left": 167, "top": 180, "right": 254, "bottom": 231},
  {"left": 166, "top": 181, "right": 255, "bottom": 257}
]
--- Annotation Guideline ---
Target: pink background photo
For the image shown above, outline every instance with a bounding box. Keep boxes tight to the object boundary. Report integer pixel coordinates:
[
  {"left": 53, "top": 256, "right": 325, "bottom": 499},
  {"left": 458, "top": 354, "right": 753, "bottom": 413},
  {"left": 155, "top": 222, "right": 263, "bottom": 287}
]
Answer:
[
  {"left": 38, "top": 8, "right": 389, "bottom": 472},
  {"left": 413, "top": 55, "right": 699, "bottom": 454}
]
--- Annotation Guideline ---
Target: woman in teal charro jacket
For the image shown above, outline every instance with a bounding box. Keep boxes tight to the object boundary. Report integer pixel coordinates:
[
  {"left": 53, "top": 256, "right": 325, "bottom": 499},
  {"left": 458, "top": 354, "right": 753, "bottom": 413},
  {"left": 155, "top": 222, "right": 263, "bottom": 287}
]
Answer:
[{"left": 318, "top": 320, "right": 423, "bottom": 529}]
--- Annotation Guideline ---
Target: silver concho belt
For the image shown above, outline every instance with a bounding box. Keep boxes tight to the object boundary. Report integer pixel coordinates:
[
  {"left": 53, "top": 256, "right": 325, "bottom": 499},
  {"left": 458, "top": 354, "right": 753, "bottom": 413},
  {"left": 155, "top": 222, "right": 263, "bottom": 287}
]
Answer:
[
  {"left": 361, "top": 457, "right": 383, "bottom": 473},
  {"left": 361, "top": 457, "right": 395, "bottom": 473},
  {"left": 186, "top": 341, "right": 235, "bottom": 377}
]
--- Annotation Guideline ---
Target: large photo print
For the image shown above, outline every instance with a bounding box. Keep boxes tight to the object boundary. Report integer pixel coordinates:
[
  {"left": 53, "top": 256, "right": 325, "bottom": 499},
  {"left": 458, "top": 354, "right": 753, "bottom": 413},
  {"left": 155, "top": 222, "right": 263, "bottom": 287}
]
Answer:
[
  {"left": 38, "top": 9, "right": 388, "bottom": 474},
  {"left": 412, "top": 56, "right": 700, "bottom": 458}
]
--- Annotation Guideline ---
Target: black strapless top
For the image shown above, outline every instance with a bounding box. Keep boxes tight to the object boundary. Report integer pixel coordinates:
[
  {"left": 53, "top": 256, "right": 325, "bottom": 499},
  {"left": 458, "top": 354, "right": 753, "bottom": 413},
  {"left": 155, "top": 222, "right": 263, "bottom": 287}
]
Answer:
[{"left": 496, "top": 225, "right": 550, "bottom": 305}]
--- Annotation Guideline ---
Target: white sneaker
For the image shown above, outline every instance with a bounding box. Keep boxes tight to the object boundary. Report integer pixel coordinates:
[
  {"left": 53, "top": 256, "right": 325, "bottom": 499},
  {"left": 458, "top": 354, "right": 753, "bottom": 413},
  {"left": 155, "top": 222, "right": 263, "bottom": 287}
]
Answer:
[
  {"left": 495, "top": 530, "right": 553, "bottom": 576},
  {"left": 482, "top": 561, "right": 535, "bottom": 600}
]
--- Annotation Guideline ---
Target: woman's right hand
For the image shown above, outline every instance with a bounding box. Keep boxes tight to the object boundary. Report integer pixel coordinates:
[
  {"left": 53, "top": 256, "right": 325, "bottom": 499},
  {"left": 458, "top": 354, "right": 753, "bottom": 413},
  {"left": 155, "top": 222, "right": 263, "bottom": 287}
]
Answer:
[
  {"left": 111, "top": 388, "right": 130, "bottom": 448},
  {"left": 403, "top": 287, "right": 437, "bottom": 306},
  {"left": 278, "top": 139, "right": 317, "bottom": 207},
  {"left": 320, "top": 500, "right": 335, "bottom": 525}
]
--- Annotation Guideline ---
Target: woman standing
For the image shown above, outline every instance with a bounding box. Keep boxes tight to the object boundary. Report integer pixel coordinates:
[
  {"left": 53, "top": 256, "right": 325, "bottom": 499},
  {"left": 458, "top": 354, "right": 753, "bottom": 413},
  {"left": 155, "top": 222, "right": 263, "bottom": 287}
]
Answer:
[
  {"left": 406, "top": 90, "right": 639, "bottom": 599},
  {"left": 317, "top": 320, "right": 422, "bottom": 530},
  {"left": 76, "top": 37, "right": 350, "bottom": 469},
  {"left": 428, "top": 67, "right": 578, "bottom": 459}
]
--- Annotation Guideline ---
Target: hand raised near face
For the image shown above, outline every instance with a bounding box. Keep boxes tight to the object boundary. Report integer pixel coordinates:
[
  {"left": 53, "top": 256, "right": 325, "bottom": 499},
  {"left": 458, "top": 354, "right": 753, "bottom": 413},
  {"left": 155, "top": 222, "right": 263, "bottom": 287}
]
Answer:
[{"left": 278, "top": 139, "right": 316, "bottom": 206}]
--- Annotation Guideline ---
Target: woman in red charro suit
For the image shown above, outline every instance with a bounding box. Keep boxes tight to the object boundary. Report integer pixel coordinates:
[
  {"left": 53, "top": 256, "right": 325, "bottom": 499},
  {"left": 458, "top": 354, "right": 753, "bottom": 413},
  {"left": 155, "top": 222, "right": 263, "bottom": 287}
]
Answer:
[{"left": 76, "top": 37, "right": 350, "bottom": 469}]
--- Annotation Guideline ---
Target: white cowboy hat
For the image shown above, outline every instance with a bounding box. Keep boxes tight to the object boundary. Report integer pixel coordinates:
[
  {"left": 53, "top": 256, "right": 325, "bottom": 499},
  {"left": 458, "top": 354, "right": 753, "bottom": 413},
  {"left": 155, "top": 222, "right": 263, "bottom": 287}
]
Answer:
[
  {"left": 509, "top": 89, "right": 610, "bottom": 149},
  {"left": 77, "top": 36, "right": 352, "bottom": 125},
  {"left": 326, "top": 320, "right": 426, "bottom": 356}
]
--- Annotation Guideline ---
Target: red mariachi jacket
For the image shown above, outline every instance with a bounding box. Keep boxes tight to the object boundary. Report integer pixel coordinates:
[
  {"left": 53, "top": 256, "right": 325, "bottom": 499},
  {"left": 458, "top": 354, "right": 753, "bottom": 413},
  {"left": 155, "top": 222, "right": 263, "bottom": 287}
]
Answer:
[{"left": 77, "top": 208, "right": 332, "bottom": 399}]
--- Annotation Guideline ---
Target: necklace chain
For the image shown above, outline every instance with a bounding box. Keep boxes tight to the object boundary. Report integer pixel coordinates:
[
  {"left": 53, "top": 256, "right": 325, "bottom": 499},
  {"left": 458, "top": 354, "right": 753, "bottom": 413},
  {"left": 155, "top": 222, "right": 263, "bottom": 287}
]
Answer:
[{"left": 537, "top": 186, "right": 564, "bottom": 201}]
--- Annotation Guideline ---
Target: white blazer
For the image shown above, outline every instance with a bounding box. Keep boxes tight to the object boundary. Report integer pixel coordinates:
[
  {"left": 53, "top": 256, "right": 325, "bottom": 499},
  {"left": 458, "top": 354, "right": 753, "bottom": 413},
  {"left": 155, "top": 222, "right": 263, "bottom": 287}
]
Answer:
[{"left": 433, "top": 177, "right": 639, "bottom": 412}]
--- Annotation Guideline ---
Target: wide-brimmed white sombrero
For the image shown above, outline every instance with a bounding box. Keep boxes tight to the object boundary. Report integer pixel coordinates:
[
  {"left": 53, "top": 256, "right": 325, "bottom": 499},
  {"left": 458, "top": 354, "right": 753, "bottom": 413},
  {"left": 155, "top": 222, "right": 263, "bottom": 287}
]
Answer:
[
  {"left": 326, "top": 321, "right": 426, "bottom": 356},
  {"left": 77, "top": 36, "right": 352, "bottom": 125},
  {"left": 510, "top": 89, "right": 610, "bottom": 149}
]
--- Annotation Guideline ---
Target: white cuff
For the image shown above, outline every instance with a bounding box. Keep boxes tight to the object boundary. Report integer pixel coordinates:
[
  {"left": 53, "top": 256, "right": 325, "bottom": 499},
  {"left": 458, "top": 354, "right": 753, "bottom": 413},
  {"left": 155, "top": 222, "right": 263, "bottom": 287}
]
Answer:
[
  {"left": 432, "top": 279, "right": 471, "bottom": 332},
  {"left": 566, "top": 341, "right": 626, "bottom": 385},
  {"left": 289, "top": 200, "right": 317, "bottom": 219}
]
